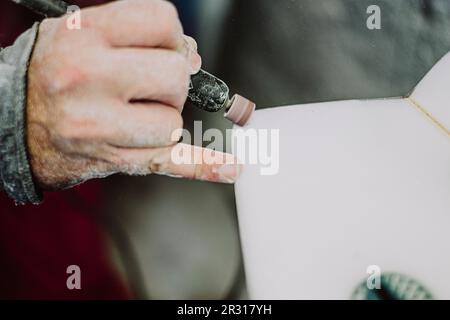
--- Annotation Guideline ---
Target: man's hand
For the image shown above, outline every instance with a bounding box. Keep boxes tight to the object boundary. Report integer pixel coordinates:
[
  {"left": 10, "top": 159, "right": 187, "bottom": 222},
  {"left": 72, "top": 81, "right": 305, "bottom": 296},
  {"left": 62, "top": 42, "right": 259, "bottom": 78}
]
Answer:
[{"left": 27, "top": 0, "right": 240, "bottom": 190}]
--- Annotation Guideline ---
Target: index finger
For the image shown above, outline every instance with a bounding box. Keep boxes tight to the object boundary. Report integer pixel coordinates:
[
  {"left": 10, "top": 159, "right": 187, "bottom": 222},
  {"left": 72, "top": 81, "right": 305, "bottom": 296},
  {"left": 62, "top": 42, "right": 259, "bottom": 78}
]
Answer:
[{"left": 110, "top": 144, "right": 242, "bottom": 184}]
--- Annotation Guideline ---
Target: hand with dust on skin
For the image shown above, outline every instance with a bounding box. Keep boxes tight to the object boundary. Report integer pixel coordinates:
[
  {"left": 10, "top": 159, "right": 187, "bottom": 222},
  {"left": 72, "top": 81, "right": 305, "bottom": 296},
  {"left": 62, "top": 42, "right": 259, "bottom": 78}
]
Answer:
[{"left": 27, "top": 0, "right": 241, "bottom": 191}]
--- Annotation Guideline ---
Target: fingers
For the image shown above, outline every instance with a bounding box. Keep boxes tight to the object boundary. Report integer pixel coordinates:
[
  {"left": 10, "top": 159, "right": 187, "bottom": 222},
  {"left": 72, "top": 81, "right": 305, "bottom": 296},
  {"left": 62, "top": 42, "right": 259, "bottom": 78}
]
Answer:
[
  {"left": 84, "top": 0, "right": 184, "bottom": 49},
  {"left": 167, "top": 144, "right": 241, "bottom": 183},
  {"left": 84, "top": 1, "right": 201, "bottom": 72},
  {"left": 81, "top": 0, "right": 202, "bottom": 109},
  {"left": 110, "top": 144, "right": 242, "bottom": 184},
  {"left": 99, "top": 102, "right": 183, "bottom": 148},
  {"left": 105, "top": 48, "right": 191, "bottom": 109}
]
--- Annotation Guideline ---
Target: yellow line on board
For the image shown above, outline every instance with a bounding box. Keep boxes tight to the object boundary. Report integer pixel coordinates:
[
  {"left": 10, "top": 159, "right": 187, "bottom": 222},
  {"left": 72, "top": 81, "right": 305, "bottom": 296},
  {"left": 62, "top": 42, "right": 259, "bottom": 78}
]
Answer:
[{"left": 405, "top": 97, "right": 450, "bottom": 138}]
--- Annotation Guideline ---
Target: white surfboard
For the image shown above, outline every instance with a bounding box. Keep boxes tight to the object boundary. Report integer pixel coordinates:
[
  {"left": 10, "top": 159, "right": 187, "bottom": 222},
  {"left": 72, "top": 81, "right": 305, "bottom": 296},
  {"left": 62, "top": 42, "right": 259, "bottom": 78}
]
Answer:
[{"left": 233, "top": 52, "right": 450, "bottom": 299}]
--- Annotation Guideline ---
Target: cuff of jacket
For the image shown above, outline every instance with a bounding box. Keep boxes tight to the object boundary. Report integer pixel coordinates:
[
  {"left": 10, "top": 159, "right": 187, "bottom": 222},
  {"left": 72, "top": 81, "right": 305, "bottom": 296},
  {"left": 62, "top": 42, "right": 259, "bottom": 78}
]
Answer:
[{"left": 0, "top": 22, "right": 42, "bottom": 205}]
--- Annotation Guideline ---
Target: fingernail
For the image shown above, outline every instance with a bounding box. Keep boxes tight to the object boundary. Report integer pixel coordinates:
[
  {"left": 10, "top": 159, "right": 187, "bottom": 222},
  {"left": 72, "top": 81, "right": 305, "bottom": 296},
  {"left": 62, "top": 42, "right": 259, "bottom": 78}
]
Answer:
[
  {"left": 190, "top": 53, "right": 202, "bottom": 74},
  {"left": 215, "top": 164, "right": 242, "bottom": 184},
  {"left": 184, "top": 36, "right": 198, "bottom": 52}
]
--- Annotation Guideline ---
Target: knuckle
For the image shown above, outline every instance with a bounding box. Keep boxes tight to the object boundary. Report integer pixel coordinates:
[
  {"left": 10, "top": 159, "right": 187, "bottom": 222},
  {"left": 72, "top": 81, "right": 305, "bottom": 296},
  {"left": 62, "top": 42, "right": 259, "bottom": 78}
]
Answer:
[
  {"left": 158, "top": 2, "right": 180, "bottom": 37},
  {"left": 170, "top": 54, "right": 190, "bottom": 88},
  {"left": 147, "top": 56, "right": 186, "bottom": 108},
  {"left": 161, "top": 19, "right": 179, "bottom": 42},
  {"left": 155, "top": 109, "right": 183, "bottom": 145},
  {"left": 174, "top": 87, "right": 189, "bottom": 108},
  {"left": 33, "top": 26, "right": 97, "bottom": 95},
  {"left": 149, "top": 150, "right": 170, "bottom": 174},
  {"left": 49, "top": 64, "right": 90, "bottom": 95},
  {"left": 170, "top": 111, "right": 184, "bottom": 132},
  {"left": 159, "top": 0, "right": 179, "bottom": 21},
  {"left": 169, "top": 87, "right": 188, "bottom": 109}
]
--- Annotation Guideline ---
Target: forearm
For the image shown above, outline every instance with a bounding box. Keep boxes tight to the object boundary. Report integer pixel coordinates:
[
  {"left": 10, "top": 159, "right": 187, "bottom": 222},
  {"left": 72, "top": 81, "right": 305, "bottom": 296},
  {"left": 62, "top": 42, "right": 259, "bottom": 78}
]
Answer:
[{"left": 0, "top": 23, "right": 42, "bottom": 204}]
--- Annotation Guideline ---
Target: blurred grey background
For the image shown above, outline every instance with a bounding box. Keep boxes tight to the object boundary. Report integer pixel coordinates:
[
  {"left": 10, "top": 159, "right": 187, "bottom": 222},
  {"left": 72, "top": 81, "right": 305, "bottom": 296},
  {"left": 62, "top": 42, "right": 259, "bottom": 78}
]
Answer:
[{"left": 105, "top": 0, "right": 450, "bottom": 299}]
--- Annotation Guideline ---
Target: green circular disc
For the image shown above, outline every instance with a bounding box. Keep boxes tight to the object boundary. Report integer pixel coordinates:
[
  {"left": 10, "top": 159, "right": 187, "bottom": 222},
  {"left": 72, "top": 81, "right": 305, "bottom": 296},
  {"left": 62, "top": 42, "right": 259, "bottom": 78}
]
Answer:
[{"left": 352, "top": 272, "right": 433, "bottom": 300}]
